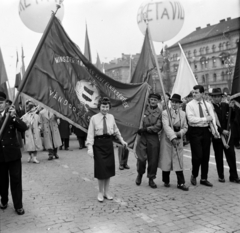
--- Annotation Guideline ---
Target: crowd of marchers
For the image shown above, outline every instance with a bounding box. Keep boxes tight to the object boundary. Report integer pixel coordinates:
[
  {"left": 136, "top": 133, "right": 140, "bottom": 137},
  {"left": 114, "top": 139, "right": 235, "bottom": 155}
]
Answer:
[{"left": 1, "top": 84, "right": 240, "bottom": 213}]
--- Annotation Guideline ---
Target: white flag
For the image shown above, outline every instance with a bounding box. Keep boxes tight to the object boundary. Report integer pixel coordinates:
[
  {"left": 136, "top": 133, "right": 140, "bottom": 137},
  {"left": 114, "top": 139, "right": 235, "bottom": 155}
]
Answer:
[{"left": 171, "top": 43, "right": 198, "bottom": 99}]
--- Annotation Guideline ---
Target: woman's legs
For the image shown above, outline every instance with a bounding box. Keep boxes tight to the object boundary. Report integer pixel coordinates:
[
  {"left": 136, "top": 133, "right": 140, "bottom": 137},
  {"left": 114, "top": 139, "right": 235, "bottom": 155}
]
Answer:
[
  {"left": 28, "top": 152, "right": 32, "bottom": 163},
  {"left": 103, "top": 178, "right": 113, "bottom": 199},
  {"left": 32, "top": 151, "right": 39, "bottom": 164}
]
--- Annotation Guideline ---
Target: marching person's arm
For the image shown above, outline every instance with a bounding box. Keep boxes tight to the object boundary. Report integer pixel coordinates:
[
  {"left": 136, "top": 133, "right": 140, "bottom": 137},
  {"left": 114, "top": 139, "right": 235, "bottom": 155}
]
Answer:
[
  {"left": 9, "top": 105, "right": 28, "bottom": 132},
  {"left": 86, "top": 117, "right": 95, "bottom": 158},
  {"left": 147, "top": 111, "right": 162, "bottom": 133},
  {"left": 112, "top": 116, "right": 127, "bottom": 147},
  {"left": 186, "top": 102, "right": 208, "bottom": 124},
  {"left": 162, "top": 110, "right": 177, "bottom": 141},
  {"left": 175, "top": 113, "right": 188, "bottom": 139},
  {"left": 208, "top": 103, "right": 218, "bottom": 131}
]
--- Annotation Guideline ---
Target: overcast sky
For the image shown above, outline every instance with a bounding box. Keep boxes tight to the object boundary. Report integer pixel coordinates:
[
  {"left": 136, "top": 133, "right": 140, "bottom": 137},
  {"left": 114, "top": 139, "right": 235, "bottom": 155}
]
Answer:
[{"left": 0, "top": 0, "right": 239, "bottom": 87}]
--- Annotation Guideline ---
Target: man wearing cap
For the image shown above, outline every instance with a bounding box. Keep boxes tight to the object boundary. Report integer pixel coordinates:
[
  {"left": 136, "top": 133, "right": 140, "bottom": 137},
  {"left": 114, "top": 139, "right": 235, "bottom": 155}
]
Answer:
[
  {"left": 186, "top": 85, "right": 218, "bottom": 187},
  {"left": 210, "top": 88, "right": 240, "bottom": 183},
  {"left": 158, "top": 94, "right": 189, "bottom": 191},
  {"left": 0, "top": 92, "right": 28, "bottom": 215},
  {"left": 135, "top": 93, "right": 162, "bottom": 188}
]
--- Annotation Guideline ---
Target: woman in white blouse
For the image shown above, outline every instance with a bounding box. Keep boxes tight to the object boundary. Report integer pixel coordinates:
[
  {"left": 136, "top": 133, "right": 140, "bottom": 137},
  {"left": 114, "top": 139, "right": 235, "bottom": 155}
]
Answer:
[{"left": 86, "top": 97, "right": 127, "bottom": 202}]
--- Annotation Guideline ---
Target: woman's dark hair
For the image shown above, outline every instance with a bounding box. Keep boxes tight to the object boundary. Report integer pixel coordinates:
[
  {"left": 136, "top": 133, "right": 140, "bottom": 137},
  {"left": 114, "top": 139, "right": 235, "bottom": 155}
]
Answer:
[
  {"left": 6, "top": 99, "right": 12, "bottom": 105},
  {"left": 193, "top": 85, "right": 204, "bottom": 93},
  {"left": 97, "top": 97, "right": 111, "bottom": 109}
]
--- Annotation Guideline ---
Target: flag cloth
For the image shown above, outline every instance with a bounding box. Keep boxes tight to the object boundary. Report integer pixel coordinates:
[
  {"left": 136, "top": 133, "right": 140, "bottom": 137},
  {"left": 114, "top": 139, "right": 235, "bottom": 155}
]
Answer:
[
  {"left": 171, "top": 43, "right": 198, "bottom": 99},
  {"left": 19, "top": 16, "right": 149, "bottom": 149},
  {"left": 128, "top": 55, "right": 133, "bottom": 83},
  {"left": 0, "top": 48, "right": 9, "bottom": 99},
  {"left": 130, "top": 28, "right": 155, "bottom": 83},
  {"left": 84, "top": 25, "right": 92, "bottom": 63},
  {"left": 231, "top": 42, "right": 240, "bottom": 108},
  {"left": 95, "top": 53, "right": 103, "bottom": 72}
]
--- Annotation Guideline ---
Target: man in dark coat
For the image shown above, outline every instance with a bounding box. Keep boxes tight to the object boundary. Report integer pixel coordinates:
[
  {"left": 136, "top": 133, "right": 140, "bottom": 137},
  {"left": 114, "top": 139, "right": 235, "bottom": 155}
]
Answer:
[
  {"left": 135, "top": 93, "right": 162, "bottom": 188},
  {"left": 0, "top": 92, "right": 28, "bottom": 215},
  {"left": 211, "top": 88, "right": 240, "bottom": 183}
]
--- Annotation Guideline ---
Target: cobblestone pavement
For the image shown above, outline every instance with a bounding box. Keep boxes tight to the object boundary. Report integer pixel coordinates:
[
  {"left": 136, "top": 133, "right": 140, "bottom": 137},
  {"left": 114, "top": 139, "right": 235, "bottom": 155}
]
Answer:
[{"left": 1, "top": 136, "right": 240, "bottom": 233}]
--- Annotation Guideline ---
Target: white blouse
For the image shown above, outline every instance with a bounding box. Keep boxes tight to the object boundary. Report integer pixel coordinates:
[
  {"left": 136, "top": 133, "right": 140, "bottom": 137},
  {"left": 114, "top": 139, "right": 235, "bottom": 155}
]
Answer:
[{"left": 86, "top": 112, "right": 124, "bottom": 148}]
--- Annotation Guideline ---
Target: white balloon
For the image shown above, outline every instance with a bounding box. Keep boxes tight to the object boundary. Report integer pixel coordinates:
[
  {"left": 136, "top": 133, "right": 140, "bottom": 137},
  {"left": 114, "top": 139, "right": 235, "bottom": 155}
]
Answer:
[
  {"left": 19, "top": 0, "right": 64, "bottom": 33},
  {"left": 137, "top": 0, "right": 185, "bottom": 42}
]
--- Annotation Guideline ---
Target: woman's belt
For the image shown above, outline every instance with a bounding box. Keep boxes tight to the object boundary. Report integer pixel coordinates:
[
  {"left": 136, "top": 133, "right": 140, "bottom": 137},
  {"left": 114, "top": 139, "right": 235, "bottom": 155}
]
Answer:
[{"left": 94, "top": 134, "right": 112, "bottom": 139}]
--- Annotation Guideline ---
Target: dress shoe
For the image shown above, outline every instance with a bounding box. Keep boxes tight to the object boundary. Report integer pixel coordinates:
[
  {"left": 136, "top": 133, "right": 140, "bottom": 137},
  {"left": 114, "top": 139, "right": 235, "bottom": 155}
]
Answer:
[
  {"left": 218, "top": 178, "right": 225, "bottom": 183},
  {"left": 177, "top": 184, "right": 189, "bottom": 191},
  {"left": 149, "top": 179, "right": 157, "bottom": 188},
  {"left": 191, "top": 175, "right": 197, "bottom": 186},
  {"left": 200, "top": 180, "right": 213, "bottom": 187},
  {"left": 54, "top": 154, "right": 59, "bottom": 159},
  {"left": 0, "top": 202, "right": 8, "bottom": 210},
  {"left": 119, "top": 165, "right": 124, "bottom": 170},
  {"left": 103, "top": 194, "right": 113, "bottom": 200},
  {"left": 135, "top": 174, "right": 142, "bottom": 186},
  {"left": 230, "top": 178, "right": 240, "bottom": 184},
  {"left": 164, "top": 183, "right": 170, "bottom": 188},
  {"left": 124, "top": 164, "right": 130, "bottom": 169},
  {"left": 97, "top": 193, "right": 104, "bottom": 202},
  {"left": 15, "top": 208, "right": 25, "bottom": 215},
  {"left": 48, "top": 156, "right": 54, "bottom": 161},
  {"left": 59, "top": 146, "right": 63, "bottom": 150}
]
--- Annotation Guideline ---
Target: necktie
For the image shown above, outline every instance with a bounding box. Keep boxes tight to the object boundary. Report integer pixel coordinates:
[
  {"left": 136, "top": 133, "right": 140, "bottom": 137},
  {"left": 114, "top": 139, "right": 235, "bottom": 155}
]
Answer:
[
  {"left": 103, "top": 116, "right": 108, "bottom": 135},
  {"left": 198, "top": 102, "right": 204, "bottom": 118}
]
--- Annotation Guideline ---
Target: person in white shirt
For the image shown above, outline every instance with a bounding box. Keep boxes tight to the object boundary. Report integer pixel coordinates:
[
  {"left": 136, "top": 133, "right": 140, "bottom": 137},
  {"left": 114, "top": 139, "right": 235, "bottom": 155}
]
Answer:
[
  {"left": 186, "top": 85, "right": 218, "bottom": 187},
  {"left": 86, "top": 97, "right": 127, "bottom": 202}
]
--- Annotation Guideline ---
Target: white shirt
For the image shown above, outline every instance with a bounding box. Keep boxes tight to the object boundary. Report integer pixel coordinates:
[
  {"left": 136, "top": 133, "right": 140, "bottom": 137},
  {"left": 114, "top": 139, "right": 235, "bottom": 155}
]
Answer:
[
  {"left": 86, "top": 112, "right": 124, "bottom": 148},
  {"left": 186, "top": 99, "right": 217, "bottom": 129}
]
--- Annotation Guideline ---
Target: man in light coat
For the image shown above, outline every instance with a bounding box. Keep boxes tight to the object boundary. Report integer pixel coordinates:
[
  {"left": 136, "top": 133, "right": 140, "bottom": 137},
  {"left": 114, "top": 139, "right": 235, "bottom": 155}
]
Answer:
[
  {"left": 39, "top": 108, "right": 62, "bottom": 160},
  {"left": 158, "top": 94, "right": 188, "bottom": 191}
]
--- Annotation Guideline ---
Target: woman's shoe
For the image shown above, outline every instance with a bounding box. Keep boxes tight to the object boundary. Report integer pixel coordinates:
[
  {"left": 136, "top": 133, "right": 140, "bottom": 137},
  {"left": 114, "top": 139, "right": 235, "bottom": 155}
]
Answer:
[
  {"left": 28, "top": 155, "right": 32, "bottom": 163},
  {"left": 103, "top": 194, "right": 113, "bottom": 200},
  {"left": 32, "top": 157, "right": 40, "bottom": 164},
  {"left": 97, "top": 193, "right": 104, "bottom": 202}
]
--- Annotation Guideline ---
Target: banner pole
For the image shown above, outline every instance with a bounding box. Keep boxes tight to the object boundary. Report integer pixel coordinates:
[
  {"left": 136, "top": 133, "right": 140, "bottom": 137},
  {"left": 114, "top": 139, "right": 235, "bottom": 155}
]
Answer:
[{"left": 0, "top": 4, "right": 62, "bottom": 140}]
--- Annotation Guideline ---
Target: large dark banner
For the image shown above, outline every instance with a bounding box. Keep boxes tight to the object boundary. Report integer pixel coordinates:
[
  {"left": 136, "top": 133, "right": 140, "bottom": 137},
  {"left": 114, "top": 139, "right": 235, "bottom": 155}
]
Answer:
[{"left": 19, "top": 17, "right": 149, "bottom": 149}]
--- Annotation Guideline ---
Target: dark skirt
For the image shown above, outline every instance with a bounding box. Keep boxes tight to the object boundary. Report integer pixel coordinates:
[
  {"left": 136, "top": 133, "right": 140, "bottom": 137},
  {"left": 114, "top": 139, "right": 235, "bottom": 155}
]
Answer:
[{"left": 93, "top": 136, "right": 115, "bottom": 179}]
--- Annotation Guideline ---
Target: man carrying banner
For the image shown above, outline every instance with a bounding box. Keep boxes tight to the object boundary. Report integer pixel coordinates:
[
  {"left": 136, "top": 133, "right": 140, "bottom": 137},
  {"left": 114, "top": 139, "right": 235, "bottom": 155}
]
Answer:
[
  {"left": 186, "top": 85, "right": 218, "bottom": 187},
  {"left": 210, "top": 88, "right": 240, "bottom": 183},
  {"left": 135, "top": 93, "right": 162, "bottom": 188}
]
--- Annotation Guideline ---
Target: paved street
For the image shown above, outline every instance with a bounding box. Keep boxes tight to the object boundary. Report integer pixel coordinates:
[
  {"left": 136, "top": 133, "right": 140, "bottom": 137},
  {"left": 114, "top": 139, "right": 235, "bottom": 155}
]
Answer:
[{"left": 1, "top": 136, "right": 240, "bottom": 233}]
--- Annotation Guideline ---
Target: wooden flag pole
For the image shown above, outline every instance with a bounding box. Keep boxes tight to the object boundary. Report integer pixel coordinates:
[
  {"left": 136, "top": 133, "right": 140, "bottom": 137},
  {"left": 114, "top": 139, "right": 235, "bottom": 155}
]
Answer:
[{"left": 0, "top": 4, "right": 62, "bottom": 140}]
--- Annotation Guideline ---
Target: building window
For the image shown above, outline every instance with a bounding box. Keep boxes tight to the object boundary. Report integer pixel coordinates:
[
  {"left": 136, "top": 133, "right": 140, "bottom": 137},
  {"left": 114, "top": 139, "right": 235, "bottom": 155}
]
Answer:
[
  {"left": 212, "top": 44, "right": 216, "bottom": 52},
  {"left": 213, "top": 73, "right": 217, "bottom": 82},
  {"left": 221, "top": 71, "right": 225, "bottom": 81},
  {"left": 193, "top": 49, "right": 197, "bottom": 57},
  {"left": 195, "top": 75, "right": 198, "bottom": 81},
  {"left": 219, "top": 43, "right": 223, "bottom": 51},
  {"left": 199, "top": 48, "right": 203, "bottom": 55},
  {"left": 236, "top": 39, "right": 239, "bottom": 47},
  {"left": 226, "top": 41, "right": 230, "bottom": 50},
  {"left": 202, "top": 75, "right": 205, "bottom": 83},
  {"left": 173, "top": 64, "right": 178, "bottom": 72},
  {"left": 188, "top": 51, "right": 191, "bottom": 57},
  {"left": 194, "top": 62, "right": 197, "bottom": 70},
  {"left": 206, "top": 46, "right": 209, "bottom": 54},
  {"left": 212, "top": 56, "right": 216, "bottom": 67}
]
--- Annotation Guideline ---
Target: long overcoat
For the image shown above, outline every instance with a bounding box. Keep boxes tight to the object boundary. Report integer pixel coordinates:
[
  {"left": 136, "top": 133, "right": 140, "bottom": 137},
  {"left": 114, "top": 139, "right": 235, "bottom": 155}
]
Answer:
[
  {"left": 21, "top": 108, "right": 43, "bottom": 152},
  {"left": 158, "top": 108, "right": 188, "bottom": 171},
  {"left": 39, "top": 109, "right": 62, "bottom": 149}
]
